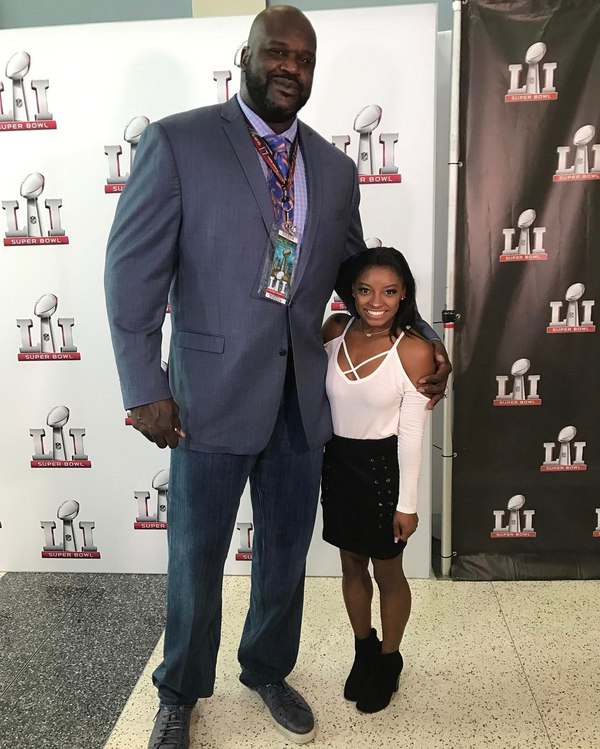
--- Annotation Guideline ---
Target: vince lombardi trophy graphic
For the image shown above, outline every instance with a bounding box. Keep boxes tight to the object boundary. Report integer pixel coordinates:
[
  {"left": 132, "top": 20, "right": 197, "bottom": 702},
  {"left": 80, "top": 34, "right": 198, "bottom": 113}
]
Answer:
[
  {"left": 517, "top": 209, "right": 536, "bottom": 254},
  {"left": 524, "top": 42, "right": 546, "bottom": 94},
  {"left": 353, "top": 105, "right": 382, "bottom": 176},
  {"left": 5, "top": 51, "right": 30, "bottom": 121},
  {"left": 123, "top": 115, "right": 149, "bottom": 172},
  {"left": 558, "top": 426, "right": 576, "bottom": 466},
  {"left": 565, "top": 283, "right": 585, "bottom": 326},
  {"left": 152, "top": 468, "right": 169, "bottom": 523},
  {"left": 20, "top": 173, "right": 45, "bottom": 237},
  {"left": 511, "top": 358, "right": 530, "bottom": 400},
  {"left": 573, "top": 125, "right": 595, "bottom": 174},
  {"left": 507, "top": 495, "right": 525, "bottom": 533},
  {"left": 57, "top": 499, "right": 79, "bottom": 552},
  {"left": 47, "top": 405, "right": 69, "bottom": 461},
  {"left": 34, "top": 293, "right": 58, "bottom": 353}
]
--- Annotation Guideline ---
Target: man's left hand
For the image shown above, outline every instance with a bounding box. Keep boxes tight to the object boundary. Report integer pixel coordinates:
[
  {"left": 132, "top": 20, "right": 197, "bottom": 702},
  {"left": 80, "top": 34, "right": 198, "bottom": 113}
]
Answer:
[{"left": 417, "top": 339, "right": 452, "bottom": 410}]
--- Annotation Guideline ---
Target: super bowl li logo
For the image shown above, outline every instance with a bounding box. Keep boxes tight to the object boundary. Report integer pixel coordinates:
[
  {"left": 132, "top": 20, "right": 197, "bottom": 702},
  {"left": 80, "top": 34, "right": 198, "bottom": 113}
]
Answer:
[
  {"left": 554, "top": 125, "right": 600, "bottom": 182},
  {"left": 0, "top": 51, "right": 56, "bottom": 130},
  {"left": 499, "top": 209, "right": 547, "bottom": 263},
  {"left": 41, "top": 500, "right": 100, "bottom": 558},
  {"left": 29, "top": 406, "right": 91, "bottom": 468},
  {"left": 104, "top": 115, "right": 150, "bottom": 193},
  {"left": 331, "top": 294, "right": 345, "bottom": 311},
  {"left": 16, "top": 293, "right": 79, "bottom": 361},
  {"left": 134, "top": 469, "right": 168, "bottom": 529},
  {"left": 2, "top": 173, "right": 68, "bottom": 245},
  {"left": 547, "top": 283, "right": 595, "bottom": 333},
  {"left": 332, "top": 105, "right": 400, "bottom": 184},
  {"left": 213, "top": 40, "right": 248, "bottom": 102},
  {"left": 491, "top": 495, "right": 536, "bottom": 538},
  {"left": 236, "top": 521, "right": 253, "bottom": 561},
  {"left": 506, "top": 42, "right": 557, "bottom": 103},
  {"left": 541, "top": 425, "right": 586, "bottom": 472},
  {"left": 213, "top": 69, "right": 234, "bottom": 103},
  {"left": 494, "top": 359, "right": 541, "bottom": 406}
]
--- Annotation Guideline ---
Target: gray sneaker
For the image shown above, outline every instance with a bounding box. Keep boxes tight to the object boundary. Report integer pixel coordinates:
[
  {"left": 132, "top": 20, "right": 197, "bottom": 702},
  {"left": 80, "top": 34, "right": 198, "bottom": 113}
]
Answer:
[
  {"left": 252, "top": 681, "right": 316, "bottom": 744},
  {"left": 148, "top": 705, "right": 193, "bottom": 749}
]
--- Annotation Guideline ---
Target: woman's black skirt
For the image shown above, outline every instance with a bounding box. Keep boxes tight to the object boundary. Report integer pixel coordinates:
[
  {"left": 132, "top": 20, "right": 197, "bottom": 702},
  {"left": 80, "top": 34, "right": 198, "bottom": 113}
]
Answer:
[{"left": 321, "top": 434, "right": 406, "bottom": 560}]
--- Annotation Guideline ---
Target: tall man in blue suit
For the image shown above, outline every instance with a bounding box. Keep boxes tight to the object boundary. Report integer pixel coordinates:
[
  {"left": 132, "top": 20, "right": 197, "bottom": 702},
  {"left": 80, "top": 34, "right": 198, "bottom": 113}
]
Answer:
[{"left": 105, "top": 6, "right": 449, "bottom": 748}]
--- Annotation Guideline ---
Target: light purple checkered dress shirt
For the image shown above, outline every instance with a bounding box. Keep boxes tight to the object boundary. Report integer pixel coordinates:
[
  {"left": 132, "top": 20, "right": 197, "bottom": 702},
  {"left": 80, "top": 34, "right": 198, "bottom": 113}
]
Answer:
[{"left": 236, "top": 94, "right": 307, "bottom": 249}]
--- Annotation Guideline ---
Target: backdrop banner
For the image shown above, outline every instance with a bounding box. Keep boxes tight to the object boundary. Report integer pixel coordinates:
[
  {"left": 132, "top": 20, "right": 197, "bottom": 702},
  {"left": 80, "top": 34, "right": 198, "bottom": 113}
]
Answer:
[
  {"left": 0, "top": 6, "right": 438, "bottom": 576},
  {"left": 452, "top": 0, "right": 600, "bottom": 580}
]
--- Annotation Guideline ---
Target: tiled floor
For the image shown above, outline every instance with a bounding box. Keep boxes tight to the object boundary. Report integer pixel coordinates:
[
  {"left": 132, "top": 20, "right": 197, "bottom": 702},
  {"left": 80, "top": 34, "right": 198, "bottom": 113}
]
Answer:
[
  {"left": 1, "top": 574, "right": 599, "bottom": 749},
  {"left": 0, "top": 573, "right": 166, "bottom": 749}
]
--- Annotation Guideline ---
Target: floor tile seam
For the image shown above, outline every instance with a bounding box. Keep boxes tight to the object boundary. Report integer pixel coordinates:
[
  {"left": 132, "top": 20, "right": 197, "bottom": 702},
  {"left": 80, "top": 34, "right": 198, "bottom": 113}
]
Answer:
[
  {"left": 0, "top": 573, "right": 97, "bottom": 701},
  {"left": 490, "top": 581, "right": 556, "bottom": 749},
  {"left": 97, "top": 627, "right": 165, "bottom": 749},
  {"left": 101, "top": 632, "right": 165, "bottom": 748},
  {"left": 96, "top": 622, "right": 165, "bottom": 745}
]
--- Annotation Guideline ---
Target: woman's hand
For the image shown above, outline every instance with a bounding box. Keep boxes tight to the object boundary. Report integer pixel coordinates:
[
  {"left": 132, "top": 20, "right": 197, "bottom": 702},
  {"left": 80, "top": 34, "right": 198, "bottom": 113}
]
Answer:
[{"left": 393, "top": 511, "right": 419, "bottom": 543}]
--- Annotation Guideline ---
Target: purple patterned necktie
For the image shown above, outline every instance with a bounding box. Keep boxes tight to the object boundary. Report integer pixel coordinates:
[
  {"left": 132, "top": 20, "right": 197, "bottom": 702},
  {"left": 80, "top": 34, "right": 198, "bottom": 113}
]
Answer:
[{"left": 263, "top": 133, "right": 293, "bottom": 225}]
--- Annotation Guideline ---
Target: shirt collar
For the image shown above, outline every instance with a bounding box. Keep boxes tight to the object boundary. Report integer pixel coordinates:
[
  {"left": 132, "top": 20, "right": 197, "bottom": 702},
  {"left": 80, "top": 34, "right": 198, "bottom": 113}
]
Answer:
[{"left": 236, "top": 93, "right": 298, "bottom": 143}]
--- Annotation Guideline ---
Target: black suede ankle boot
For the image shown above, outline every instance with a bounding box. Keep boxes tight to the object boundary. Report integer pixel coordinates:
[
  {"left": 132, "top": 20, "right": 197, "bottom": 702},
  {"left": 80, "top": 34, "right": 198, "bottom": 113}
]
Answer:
[
  {"left": 343, "top": 628, "right": 381, "bottom": 701},
  {"left": 356, "top": 650, "right": 403, "bottom": 713}
]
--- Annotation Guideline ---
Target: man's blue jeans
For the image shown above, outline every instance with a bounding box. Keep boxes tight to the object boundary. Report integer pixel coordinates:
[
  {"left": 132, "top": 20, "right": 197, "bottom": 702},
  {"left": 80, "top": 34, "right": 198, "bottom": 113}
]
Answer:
[{"left": 152, "top": 381, "right": 324, "bottom": 704}]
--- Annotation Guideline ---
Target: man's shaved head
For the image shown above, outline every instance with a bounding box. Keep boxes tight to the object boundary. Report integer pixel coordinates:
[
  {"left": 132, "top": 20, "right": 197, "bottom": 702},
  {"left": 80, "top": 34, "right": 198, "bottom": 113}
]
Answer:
[{"left": 247, "top": 6, "right": 317, "bottom": 51}]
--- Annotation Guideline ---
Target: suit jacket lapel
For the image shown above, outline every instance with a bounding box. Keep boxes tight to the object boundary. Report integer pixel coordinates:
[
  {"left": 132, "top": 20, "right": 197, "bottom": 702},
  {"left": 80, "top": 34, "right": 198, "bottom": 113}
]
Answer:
[
  {"left": 221, "top": 101, "right": 322, "bottom": 292},
  {"left": 292, "top": 121, "right": 322, "bottom": 294},
  {"left": 221, "top": 98, "right": 273, "bottom": 234}
]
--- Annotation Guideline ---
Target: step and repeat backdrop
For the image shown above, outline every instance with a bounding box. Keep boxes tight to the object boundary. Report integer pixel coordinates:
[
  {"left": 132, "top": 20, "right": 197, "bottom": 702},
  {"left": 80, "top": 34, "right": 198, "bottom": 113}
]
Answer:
[
  {"left": 0, "top": 5, "right": 438, "bottom": 576},
  {"left": 453, "top": 0, "right": 600, "bottom": 579}
]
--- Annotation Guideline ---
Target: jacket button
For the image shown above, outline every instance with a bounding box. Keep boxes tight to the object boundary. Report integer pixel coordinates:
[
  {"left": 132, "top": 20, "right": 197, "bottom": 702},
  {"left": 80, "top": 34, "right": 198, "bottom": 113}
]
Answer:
[{"left": 279, "top": 348, "right": 288, "bottom": 356}]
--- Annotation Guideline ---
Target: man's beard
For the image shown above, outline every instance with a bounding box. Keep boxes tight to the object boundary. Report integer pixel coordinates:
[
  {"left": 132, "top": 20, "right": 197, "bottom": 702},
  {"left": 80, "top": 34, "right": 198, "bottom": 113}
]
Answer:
[{"left": 244, "top": 66, "right": 309, "bottom": 122}]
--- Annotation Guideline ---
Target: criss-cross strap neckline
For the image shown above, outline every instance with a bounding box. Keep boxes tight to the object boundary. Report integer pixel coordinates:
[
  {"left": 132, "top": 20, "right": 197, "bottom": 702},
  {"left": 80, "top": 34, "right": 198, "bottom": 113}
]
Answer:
[{"left": 337, "top": 317, "right": 404, "bottom": 382}]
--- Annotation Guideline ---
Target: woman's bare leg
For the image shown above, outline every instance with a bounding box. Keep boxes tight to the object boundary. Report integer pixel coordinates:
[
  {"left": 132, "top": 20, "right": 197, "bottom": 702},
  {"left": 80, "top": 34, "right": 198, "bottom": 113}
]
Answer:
[
  {"left": 372, "top": 554, "right": 411, "bottom": 653},
  {"left": 340, "top": 549, "right": 372, "bottom": 638}
]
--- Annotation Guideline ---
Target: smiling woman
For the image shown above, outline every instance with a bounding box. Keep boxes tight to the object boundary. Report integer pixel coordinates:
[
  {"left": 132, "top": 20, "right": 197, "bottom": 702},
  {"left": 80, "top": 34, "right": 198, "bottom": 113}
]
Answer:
[
  {"left": 353, "top": 267, "right": 405, "bottom": 336},
  {"left": 321, "top": 246, "right": 435, "bottom": 714}
]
